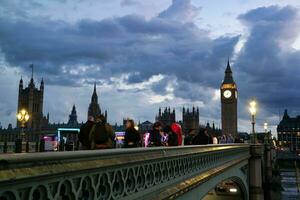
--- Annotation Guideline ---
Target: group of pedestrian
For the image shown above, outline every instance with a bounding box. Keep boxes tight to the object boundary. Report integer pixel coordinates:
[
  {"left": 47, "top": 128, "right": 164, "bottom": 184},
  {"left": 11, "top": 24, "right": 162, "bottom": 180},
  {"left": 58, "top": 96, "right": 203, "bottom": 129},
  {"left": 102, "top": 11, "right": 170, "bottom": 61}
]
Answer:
[
  {"left": 148, "top": 122, "right": 183, "bottom": 147},
  {"left": 219, "top": 134, "right": 239, "bottom": 144},
  {"left": 78, "top": 116, "right": 243, "bottom": 150},
  {"left": 184, "top": 128, "right": 215, "bottom": 145}
]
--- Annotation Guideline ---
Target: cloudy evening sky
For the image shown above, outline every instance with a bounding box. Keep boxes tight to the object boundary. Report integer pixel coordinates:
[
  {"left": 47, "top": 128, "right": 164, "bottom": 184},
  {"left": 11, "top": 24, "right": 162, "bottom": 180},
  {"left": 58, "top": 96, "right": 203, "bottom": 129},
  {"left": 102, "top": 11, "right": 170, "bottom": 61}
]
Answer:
[{"left": 1, "top": 0, "right": 300, "bottom": 135}]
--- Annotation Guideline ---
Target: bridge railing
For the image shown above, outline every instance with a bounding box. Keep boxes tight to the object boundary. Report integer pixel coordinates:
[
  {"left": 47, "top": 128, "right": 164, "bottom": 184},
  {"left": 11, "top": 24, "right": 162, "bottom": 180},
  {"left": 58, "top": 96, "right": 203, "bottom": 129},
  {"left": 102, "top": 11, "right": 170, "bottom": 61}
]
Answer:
[{"left": 0, "top": 144, "right": 251, "bottom": 200}]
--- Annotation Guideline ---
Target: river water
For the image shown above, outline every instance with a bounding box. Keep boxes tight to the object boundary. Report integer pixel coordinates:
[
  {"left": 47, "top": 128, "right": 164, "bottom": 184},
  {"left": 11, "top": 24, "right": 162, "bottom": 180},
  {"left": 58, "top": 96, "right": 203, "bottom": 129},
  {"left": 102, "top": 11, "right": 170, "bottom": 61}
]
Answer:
[{"left": 280, "top": 169, "right": 299, "bottom": 199}]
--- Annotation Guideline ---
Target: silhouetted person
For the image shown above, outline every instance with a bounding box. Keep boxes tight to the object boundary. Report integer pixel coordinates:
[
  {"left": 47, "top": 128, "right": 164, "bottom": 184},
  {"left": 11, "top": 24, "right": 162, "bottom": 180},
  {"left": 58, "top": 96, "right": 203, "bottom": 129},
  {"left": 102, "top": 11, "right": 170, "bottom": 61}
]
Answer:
[
  {"left": 192, "top": 129, "right": 213, "bottom": 145},
  {"left": 124, "top": 119, "right": 140, "bottom": 148},
  {"left": 149, "top": 122, "right": 163, "bottom": 147},
  {"left": 79, "top": 116, "right": 94, "bottom": 150},
  {"left": 184, "top": 129, "right": 196, "bottom": 145},
  {"left": 89, "top": 115, "right": 115, "bottom": 149},
  {"left": 164, "top": 125, "right": 178, "bottom": 146}
]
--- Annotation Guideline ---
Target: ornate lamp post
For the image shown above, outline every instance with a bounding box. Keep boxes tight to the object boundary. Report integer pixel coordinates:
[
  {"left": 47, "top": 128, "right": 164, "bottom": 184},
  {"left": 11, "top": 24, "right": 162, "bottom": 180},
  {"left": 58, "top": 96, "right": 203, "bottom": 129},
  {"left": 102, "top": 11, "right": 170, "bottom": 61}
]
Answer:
[
  {"left": 16, "top": 109, "right": 30, "bottom": 153},
  {"left": 249, "top": 100, "right": 257, "bottom": 143}
]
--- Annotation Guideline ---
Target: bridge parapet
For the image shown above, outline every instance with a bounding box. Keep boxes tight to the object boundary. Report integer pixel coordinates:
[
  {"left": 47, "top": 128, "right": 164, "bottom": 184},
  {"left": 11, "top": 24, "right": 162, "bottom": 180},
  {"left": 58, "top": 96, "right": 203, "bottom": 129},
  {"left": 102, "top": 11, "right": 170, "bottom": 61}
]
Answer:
[{"left": 0, "top": 144, "right": 250, "bottom": 200}]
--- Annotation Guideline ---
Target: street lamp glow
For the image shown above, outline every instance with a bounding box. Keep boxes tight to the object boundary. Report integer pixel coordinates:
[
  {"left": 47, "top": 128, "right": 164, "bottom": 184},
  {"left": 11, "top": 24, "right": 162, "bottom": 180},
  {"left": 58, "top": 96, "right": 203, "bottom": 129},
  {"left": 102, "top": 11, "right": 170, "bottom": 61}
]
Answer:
[
  {"left": 264, "top": 122, "right": 268, "bottom": 131},
  {"left": 134, "top": 125, "right": 139, "bottom": 131},
  {"left": 25, "top": 114, "right": 30, "bottom": 121},
  {"left": 17, "top": 109, "right": 30, "bottom": 126},
  {"left": 17, "top": 113, "right": 22, "bottom": 121},
  {"left": 249, "top": 100, "right": 257, "bottom": 115},
  {"left": 21, "top": 109, "right": 26, "bottom": 115},
  {"left": 250, "top": 100, "right": 256, "bottom": 107},
  {"left": 229, "top": 188, "right": 238, "bottom": 193}
]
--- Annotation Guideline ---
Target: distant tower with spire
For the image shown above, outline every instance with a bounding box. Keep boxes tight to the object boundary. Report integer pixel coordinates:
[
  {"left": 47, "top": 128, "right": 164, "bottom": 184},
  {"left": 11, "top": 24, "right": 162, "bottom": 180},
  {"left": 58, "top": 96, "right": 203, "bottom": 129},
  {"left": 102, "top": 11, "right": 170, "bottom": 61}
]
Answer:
[
  {"left": 88, "top": 82, "right": 107, "bottom": 121},
  {"left": 220, "top": 59, "right": 238, "bottom": 137},
  {"left": 68, "top": 105, "right": 78, "bottom": 126},
  {"left": 17, "top": 64, "right": 44, "bottom": 136}
]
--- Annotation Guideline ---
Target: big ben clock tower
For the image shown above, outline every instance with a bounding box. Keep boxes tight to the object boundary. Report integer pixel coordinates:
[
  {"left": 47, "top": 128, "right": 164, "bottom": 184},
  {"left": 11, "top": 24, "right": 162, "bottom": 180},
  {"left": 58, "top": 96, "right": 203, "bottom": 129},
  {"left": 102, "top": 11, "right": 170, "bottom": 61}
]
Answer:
[{"left": 221, "top": 60, "right": 238, "bottom": 137}]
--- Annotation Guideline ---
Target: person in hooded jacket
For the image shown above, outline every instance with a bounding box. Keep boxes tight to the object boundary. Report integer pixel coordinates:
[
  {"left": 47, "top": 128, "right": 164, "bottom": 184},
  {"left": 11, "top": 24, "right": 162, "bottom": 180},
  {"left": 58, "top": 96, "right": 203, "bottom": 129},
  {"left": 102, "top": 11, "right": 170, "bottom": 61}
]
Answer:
[{"left": 124, "top": 119, "right": 141, "bottom": 148}]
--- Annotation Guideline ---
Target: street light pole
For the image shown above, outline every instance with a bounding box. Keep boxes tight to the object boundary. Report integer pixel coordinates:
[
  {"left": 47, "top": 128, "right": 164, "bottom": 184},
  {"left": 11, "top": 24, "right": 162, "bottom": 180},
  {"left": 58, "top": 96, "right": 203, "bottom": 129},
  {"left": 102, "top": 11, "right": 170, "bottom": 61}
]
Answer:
[
  {"left": 252, "top": 114, "right": 255, "bottom": 142},
  {"left": 249, "top": 99, "right": 257, "bottom": 144},
  {"left": 264, "top": 122, "right": 269, "bottom": 144},
  {"left": 16, "top": 109, "right": 30, "bottom": 153}
]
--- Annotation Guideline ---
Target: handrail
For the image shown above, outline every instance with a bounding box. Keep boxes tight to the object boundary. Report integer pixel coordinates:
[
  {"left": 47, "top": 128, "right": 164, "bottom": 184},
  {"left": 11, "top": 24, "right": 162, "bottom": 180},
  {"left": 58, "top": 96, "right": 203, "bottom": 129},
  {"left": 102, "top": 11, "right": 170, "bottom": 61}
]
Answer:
[{"left": 0, "top": 144, "right": 251, "bottom": 200}]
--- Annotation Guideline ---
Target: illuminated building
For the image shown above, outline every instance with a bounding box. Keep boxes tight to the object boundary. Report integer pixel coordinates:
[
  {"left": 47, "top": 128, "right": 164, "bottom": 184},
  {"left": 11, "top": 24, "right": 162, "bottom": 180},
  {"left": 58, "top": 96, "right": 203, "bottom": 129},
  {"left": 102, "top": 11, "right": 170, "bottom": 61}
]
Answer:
[{"left": 277, "top": 109, "right": 300, "bottom": 152}]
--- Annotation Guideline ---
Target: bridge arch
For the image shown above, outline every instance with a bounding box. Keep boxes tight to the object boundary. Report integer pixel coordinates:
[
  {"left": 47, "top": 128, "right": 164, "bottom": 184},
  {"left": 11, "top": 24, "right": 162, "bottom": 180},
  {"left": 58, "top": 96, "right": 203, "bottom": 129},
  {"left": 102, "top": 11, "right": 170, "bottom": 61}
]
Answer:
[{"left": 177, "top": 160, "right": 249, "bottom": 200}]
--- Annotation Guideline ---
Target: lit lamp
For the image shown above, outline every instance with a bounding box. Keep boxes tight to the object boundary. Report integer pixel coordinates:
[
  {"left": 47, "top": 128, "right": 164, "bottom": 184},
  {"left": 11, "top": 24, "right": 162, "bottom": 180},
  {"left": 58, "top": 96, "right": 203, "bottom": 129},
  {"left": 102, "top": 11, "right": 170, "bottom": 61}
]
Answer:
[
  {"left": 248, "top": 100, "right": 257, "bottom": 143},
  {"left": 16, "top": 109, "right": 29, "bottom": 153},
  {"left": 17, "top": 109, "right": 30, "bottom": 129},
  {"left": 264, "top": 122, "right": 269, "bottom": 144}
]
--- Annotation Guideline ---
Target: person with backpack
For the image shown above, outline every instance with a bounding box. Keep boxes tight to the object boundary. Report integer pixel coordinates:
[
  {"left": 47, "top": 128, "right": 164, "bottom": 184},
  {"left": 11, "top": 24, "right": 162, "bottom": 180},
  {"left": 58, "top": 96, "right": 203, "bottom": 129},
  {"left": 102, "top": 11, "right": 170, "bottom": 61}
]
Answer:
[
  {"left": 124, "top": 119, "right": 141, "bottom": 148},
  {"left": 89, "top": 115, "right": 115, "bottom": 149},
  {"left": 78, "top": 116, "right": 94, "bottom": 150}
]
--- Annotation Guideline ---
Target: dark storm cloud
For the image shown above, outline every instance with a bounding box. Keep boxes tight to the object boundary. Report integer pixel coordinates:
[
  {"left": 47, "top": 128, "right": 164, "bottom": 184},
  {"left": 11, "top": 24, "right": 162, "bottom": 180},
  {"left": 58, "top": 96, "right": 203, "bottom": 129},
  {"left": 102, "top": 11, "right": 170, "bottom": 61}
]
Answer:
[
  {"left": 0, "top": 0, "right": 237, "bottom": 91},
  {"left": 235, "top": 6, "right": 300, "bottom": 111},
  {"left": 2, "top": 0, "right": 300, "bottom": 121}
]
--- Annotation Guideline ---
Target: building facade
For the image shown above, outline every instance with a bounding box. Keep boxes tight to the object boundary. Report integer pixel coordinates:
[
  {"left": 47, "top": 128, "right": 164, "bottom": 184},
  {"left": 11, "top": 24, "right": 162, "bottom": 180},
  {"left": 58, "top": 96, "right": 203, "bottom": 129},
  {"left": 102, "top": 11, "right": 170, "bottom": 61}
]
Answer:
[
  {"left": 277, "top": 109, "right": 300, "bottom": 152},
  {"left": 182, "top": 107, "right": 199, "bottom": 134},
  {"left": 17, "top": 76, "right": 44, "bottom": 131},
  {"left": 220, "top": 60, "right": 238, "bottom": 137},
  {"left": 156, "top": 107, "right": 176, "bottom": 127}
]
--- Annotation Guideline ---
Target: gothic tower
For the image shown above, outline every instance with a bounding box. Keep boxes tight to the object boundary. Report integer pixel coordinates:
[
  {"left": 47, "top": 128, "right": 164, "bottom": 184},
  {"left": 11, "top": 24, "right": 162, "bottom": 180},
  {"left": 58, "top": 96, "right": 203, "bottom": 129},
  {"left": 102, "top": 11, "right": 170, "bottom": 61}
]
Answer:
[
  {"left": 220, "top": 60, "right": 238, "bottom": 137},
  {"left": 68, "top": 104, "right": 78, "bottom": 127},
  {"left": 155, "top": 107, "right": 175, "bottom": 127},
  {"left": 17, "top": 65, "right": 44, "bottom": 134},
  {"left": 88, "top": 82, "right": 107, "bottom": 121},
  {"left": 182, "top": 106, "right": 199, "bottom": 134}
]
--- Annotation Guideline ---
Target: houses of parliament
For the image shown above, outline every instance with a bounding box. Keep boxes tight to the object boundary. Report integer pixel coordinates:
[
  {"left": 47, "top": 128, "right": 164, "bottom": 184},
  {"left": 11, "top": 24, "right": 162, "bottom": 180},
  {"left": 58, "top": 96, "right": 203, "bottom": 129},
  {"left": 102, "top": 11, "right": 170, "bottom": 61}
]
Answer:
[
  {"left": 0, "top": 70, "right": 108, "bottom": 142},
  {"left": 0, "top": 61, "right": 236, "bottom": 142}
]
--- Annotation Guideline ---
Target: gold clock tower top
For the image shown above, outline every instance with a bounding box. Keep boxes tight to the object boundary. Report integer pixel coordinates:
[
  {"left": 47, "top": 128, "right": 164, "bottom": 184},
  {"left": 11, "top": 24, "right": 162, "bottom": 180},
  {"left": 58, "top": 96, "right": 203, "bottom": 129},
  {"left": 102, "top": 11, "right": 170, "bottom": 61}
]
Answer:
[{"left": 221, "top": 60, "right": 236, "bottom": 90}]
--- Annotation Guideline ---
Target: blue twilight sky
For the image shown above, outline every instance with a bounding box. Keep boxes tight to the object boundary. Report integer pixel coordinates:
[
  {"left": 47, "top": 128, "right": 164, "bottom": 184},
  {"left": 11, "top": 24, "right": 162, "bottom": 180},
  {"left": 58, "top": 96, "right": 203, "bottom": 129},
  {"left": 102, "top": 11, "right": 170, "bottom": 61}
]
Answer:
[{"left": 1, "top": 0, "right": 300, "bottom": 135}]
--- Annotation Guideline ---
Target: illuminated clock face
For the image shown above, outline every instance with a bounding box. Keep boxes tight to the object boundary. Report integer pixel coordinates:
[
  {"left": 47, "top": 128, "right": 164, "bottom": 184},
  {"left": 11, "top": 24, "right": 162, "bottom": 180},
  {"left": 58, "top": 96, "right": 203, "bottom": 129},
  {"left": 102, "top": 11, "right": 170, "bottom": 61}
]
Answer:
[{"left": 223, "top": 90, "right": 232, "bottom": 98}]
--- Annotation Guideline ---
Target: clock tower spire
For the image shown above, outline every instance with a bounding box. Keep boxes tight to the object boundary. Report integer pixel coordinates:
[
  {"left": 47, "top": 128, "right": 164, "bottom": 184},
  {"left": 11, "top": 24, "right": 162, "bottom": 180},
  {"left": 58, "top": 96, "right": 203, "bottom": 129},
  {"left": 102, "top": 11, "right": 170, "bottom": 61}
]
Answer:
[{"left": 220, "top": 59, "right": 238, "bottom": 137}]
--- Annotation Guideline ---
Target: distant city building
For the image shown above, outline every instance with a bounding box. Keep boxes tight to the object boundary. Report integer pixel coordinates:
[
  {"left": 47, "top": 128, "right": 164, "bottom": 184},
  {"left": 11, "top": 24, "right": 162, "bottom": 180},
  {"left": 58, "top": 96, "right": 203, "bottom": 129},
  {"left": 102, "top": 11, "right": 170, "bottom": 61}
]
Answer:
[
  {"left": 88, "top": 82, "right": 107, "bottom": 121},
  {"left": 17, "top": 74, "right": 46, "bottom": 134},
  {"left": 182, "top": 106, "right": 199, "bottom": 134},
  {"left": 277, "top": 109, "right": 300, "bottom": 152},
  {"left": 0, "top": 76, "right": 111, "bottom": 143},
  {"left": 220, "top": 60, "right": 238, "bottom": 137},
  {"left": 156, "top": 107, "right": 176, "bottom": 127}
]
